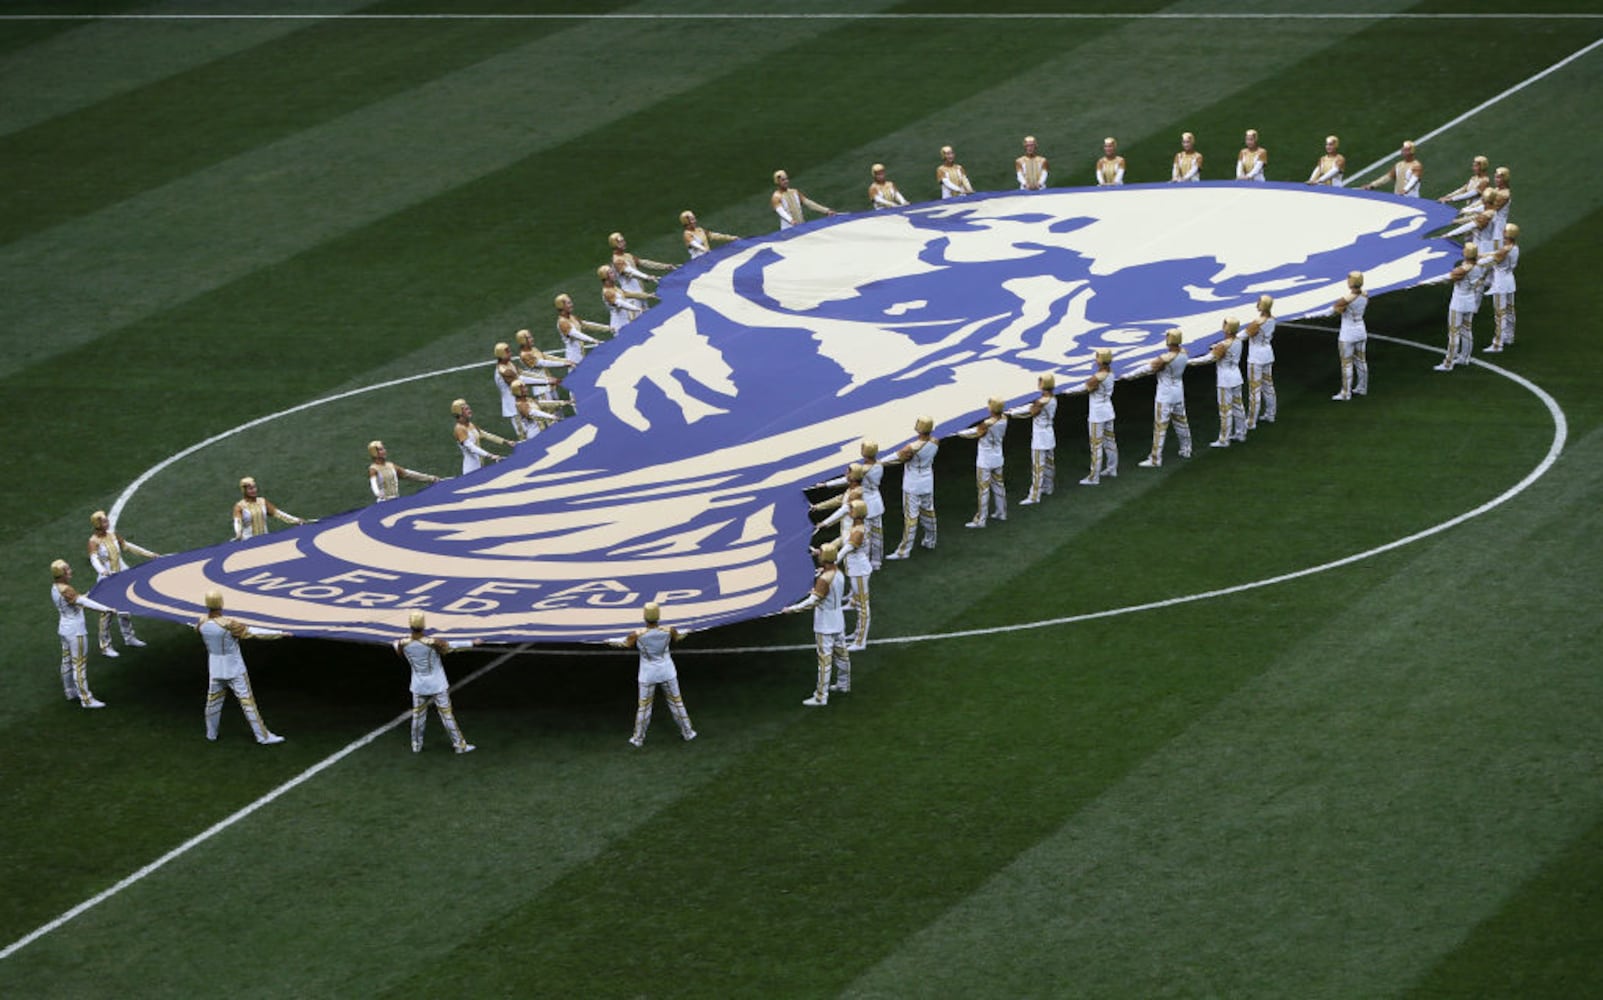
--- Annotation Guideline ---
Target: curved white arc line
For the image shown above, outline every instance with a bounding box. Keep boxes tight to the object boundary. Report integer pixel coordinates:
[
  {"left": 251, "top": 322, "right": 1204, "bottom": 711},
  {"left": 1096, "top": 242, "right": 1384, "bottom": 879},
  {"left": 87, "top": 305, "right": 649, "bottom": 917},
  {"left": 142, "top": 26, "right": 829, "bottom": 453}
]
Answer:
[
  {"left": 106, "top": 360, "right": 485, "bottom": 525},
  {"left": 524, "top": 328, "right": 1562, "bottom": 658}
]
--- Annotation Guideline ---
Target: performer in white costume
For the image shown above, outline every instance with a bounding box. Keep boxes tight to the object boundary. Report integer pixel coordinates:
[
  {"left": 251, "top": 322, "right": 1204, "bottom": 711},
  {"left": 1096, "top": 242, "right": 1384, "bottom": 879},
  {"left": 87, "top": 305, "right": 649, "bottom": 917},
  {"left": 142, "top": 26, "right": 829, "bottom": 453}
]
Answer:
[
  {"left": 1080, "top": 349, "right": 1118, "bottom": 485},
  {"left": 1011, "top": 374, "right": 1058, "bottom": 504},
  {"left": 1243, "top": 294, "right": 1277, "bottom": 429},
  {"left": 855, "top": 440, "right": 886, "bottom": 569},
  {"left": 1137, "top": 329, "right": 1193, "bottom": 468},
  {"left": 514, "top": 328, "right": 573, "bottom": 402},
  {"left": 394, "top": 611, "right": 478, "bottom": 754},
  {"left": 1438, "top": 154, "right": 1490, "bottom": 205},
  {"left": 1199, "top": 317, "right": 1247, "bottom": 447},
  {"left": 1095, "top": 137, "right": 1126, "bottom": 186},
  {"left": 197, "top": 589, "right": 287, "bottom": 745},
  {"left": 783, "top": 542, "right": 851, "bottom": 706},
  {"left": 835, "top": 501, "right": 874, "bottom": 651},
  {"left": 680, "top": 210, "right": 737, "bottom": 260},
  {"left": 508, "top": 379, "right": 569, "bottom": 441},
  {"left": 868, "top": 163, "right": 909, "bottom": 210},
  {"left": 771, "top": 169, "right": 835, "bottom": 229},
  {"left": 493, "top": 341, "right": 522, "bottom": 421},
  {"left": 232, "top": 476, "right": 309, "bottom": 541},
  {"left": 1490, "top": 167, "right": 1512, "bottom": 243},
  {"left": 451, "top": 398, "right": 510, "bottom": 474},
  {"left": 958, "top": 397, "right": 1008, "bottom": 528},
  {"left": 1444, "top": 209, "right": 1497, "bottom": 260},
  {"left": 87, "top": 510, "right": 157, "bottom": 657},
  {"left": 1306, "top": 134, "right": 1345, "bottom": 187},
  {"left": 51, "top": 559, "right": 113, "bottom": 708},
  {"left": 1332, "top": 271, "right": 1369, "bottom": 400},
  {"left": 884, "top": 416, "right": 939, "bottom": 560},
  {"left": 936, "top": 145, "right": 974, "bottom": 199},
  {"left": 609, "top": 231, "right": 675, "bottom": 299},
  {"left": 1016, "top": 136, "right": 1048, "bottom": 191},
  {"left": 1236, "top": 128, "right": 1268, "bottom": 182},
  {"left": 1362, "top": 139, "right": 1423, "bottom": 197},
  {"left": 1436, "top": 242, "right": 1486, "bottom": 371},
  {"left": 1171, "top": 132, "right": 1203, "bottom": 182},
  {"left": 366, "top": 440, "right": 440, "bottom": 503},
  {"left": 598, "top": 264, "right": 655, "bottom": 331},
  {"left": 556, "top": 291, "right": 613, "bottom": 364},
  {"left": 609, "top": 603, "right": 697, "bottom": 746},
  {"left": 1484, "top": 223, "right": 1520, "bottom": 352}
]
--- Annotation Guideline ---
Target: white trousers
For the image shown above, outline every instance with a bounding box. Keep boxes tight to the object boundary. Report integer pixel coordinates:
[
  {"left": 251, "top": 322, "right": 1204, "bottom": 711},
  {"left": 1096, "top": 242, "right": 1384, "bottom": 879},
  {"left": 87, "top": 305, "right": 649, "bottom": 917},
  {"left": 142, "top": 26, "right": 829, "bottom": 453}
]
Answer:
[
  {"left": 865, "top": 513, "right": 884, "bottom": 569},
  {"left": 632, "top": 677, "right": 694, "bottom": 744},
  {"left": 205, "top": 672, "right": 273, "bottom": 742},
  {"left": 891, "top": 491, "right": 937, "bottom": 556},
  {"left": 59, "top": 633, "right": 92, "bottom": 703},
  {"left": 1448, "top": 308, "right": 1478, "bottom": 364},
  {"left": 1216, "top": 385, "right": 1246, "bottom": 442},
  {"left": 814, "top": 631, "right": 851, "bottom": 698},
  {"left": 972, "top": 466, "right": 1006, "bottom": 525},
  {"left": 1493, "top": 292, "right": 1516, "bottom": 346},
  {"left": 1086, "top": 420, "right": 1117, "bottom": 482},
  {"left": 1025, "top": 448, "right": 1055, "bottom": 501},
  {"left": 413, "top": 690, "right": 470, "bottom": 752},
  {"left": 848, "top": 574, "right": 871, "bottom": 648},
  {"left": 1149, "top": 400, "right": 1191, "bottom": 464},
  {"left": 1338, "top": 339, "right": 1369, "bottom": 396},
  {"left": 1247, "top": 362, "right": 1276, "bottom": 426}
]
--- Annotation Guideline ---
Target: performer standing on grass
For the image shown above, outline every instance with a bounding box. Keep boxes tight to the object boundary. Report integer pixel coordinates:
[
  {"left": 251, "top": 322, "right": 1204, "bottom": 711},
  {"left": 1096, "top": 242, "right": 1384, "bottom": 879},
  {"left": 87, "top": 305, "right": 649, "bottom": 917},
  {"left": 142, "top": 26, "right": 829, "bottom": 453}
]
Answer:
[
  {"left": 814, "top": 500, "right": 874, "bottom": 652},
  {"left": 1172, "top": 132, "right": 1203, "bottom": 182},
  {"left": 1016, "top": 136, "right": 1049, "bottom": 191},
  {"left": 395, "top": 611, "right": 478, "bottom": 754},
  {"left": 937, "top": 145, "right": 974, "bottom": 199},
  {"left": 1490, "top": 167, "right": 1512, "bottom": 243},
  {"left": 1437, "top": 242, "right": 1486, "bottom": 372},
  {"left": 556, "top": 292, "right": 613, "bottom": 365},
  {"left": 1138, "top": 329, "right": 1193, "bottom": 468},
  {"left": 869, "top": 163, "right": 909, "bottom": 210},
  {"left": 609, "top": 603, "right": 697, "bottom": 746},
  {"left": 494, "top": 341, "right": 523, "bottom": 424},
  {"left": 680, "top": 210, "right": 737, "bottom": 260},
  {"left": 1362, "top": 140, "right": 1423, "bottom": 197},
  {"left": 609, "top": 232, "right": 675, "bottom": 300},
  {"left": 1332, "top": 271, "right": 1369, "bottom": 400},
  {"left": 51, "top": 559, "right": 114, "bottom": 708},
  {"left": 1243, "top": 295, "right": 1277, "bottom": 429},
  {"left": 1438, "top": 155, "right": 1490, "bottom": 205},
  {"left": 1307, "top": 135, "right": 1345, "bottom": 187},
  {"left": 1095, "top": 137, "right": 1126, "bottom": 186},
  {"left": 198, "top": 589, "right": 288, "bottom": 745},
  {"left": 1080, "top": 349, "right": 1118, "bottom": 485},
  {"left": 771, "top": 169, "right": 835, "bottom": 229},
  {"left": 514, "top": 328, "right": 573, "bottom": 402},
  {"left": 1012, "top": 374, "right": 1058, "bottom": 505},
  {"left": 366, "top": 440, "right": 440, "bottom": 503},
  {"left": 1236, "top": 128, "right": 1268, "bottom": 182},
  {"left": 856, "top": 440, "right": 886, "bottom": 569},
  {"left": 1199, "top": 317, "right": 1247, "bottom": 448},
  {"left": 958, "top": 397, "right": 1008, "bottom": 528},
  {"left": 784, "top": 542, "right": 851, "bottom": 706},
  {"left": 232, "top": 476, "right": 310, "bottom": 541},
  {"left": 451, "top": 399, "right": 510, "bottom": 474},
  {"left": 884, "top": 416, "right": 939, "bottom": 560},
  {"left": 508, "top": 380, "right": 570, "bottom": 442},
  {"left": 87, "top": 510, "right": 157, "bottom": 658},
  {"left": 598, "top": 264, "right": 655, "bottom": 331},
  {"left": 1484, "top": 223, "right": 1520, "bottom": 352}
]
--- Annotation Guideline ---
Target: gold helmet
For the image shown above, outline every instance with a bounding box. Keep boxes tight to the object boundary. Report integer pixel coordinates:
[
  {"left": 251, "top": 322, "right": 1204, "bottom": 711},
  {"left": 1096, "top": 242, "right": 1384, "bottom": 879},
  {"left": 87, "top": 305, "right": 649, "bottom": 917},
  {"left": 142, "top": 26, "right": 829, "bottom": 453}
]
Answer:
[
  {"left": 819, "top": 542, "right": 839, "bottom": 563},
  {"left": 1094, "top": 348, "right": 1113, "bottom": 365},
  {"left": 1023, "top": 135, "right": 1036, "bottom": 146},
  {"left": 1165, "top": 328, "right": 1183, "bottom": 348},
  {"left": 608, "top": 232, "right": 625, "bottom": 250},
  {"left": 871, "top": 162, "right": 885, "bottom": 176},
  {"left": 51, "top": 559, "right": 70, "bottom": 580},
  {"left": 847, "top": 462, "right": 865, "bottom": 482},
  {"left": 850, "top": 500, "right": 868, "bottom": 519},
  {"left": 239, "top": 476, "right": 257, "bottom": 494},
  {"left": 1504, "top": 223, "right": 1520, "bottom": 240},
  {"left": 679, "top": 210, "right": 695, "bottom": 226},
  {"left": 1181, "top": 131, "right": 1194, "bottom": 144},
  {"left": 940, "top": 145, "right": 954, "bottom": 157},
  {"left": 367, "top": 440, "right": 384, "bottom": 459},
  {"left": 914, "top": 416, "right": 934, "bottom": 434},
  {"left": 1463, "top": 242, "right": 1479, "bottom": 259},
  {"left": 1401, "top": 139, "right": 1415, "bottom": 154},
  {"left": 1222, "top": 317, "right": 1240, "bottom": 336},
  {"left": 860, "top": 439, "right": 879, "bottom": 459},
  {"left": 1475, "top": 211, "right": 1493, "bottom": 227},
  {"left": 90, "top": 509, "right": 108, "bottom": 529},
  {"left": 494, "top": 341, "right": 510, "bottom": 361},
  {"left": 1325, "top": 134, "right": 1340, "bottom": 147},
  {"left": 516, "top": 328, "right": 534, "bottom": 348},
  {"left": 643, "top": 602, "right": 661, "bottom": 624},
  {"left": 596, "top": 264, "right": 613, "bottom": 281},
  {"left": 205, "top": 589, "right": 224, "bottom": 611},
  {"left": 1245, "top": 128, "right": 1259, "bottom": 141},
  {"left": 1348, "top": 271, "right": 1364, "bottom": 289},
  {"left": 1103, "top": 136, "right": 1117, "bottom": 149},
  {"left": 1480, "top": 188, "right": 1497, "bottom": 206},
  {"left": 987, "top": 397, "right": 1005, "bottom": 415},
  {"left": 1038, "top": 373, "right": 1055, "bottom": 391},
  {"left": 1472, "top": 155, "right": 1489, "bottom": 171},
  {"left": 450, "top": 398, "right": 468, "bottom": 417},
  {"left": 1495, "top": 166, "right": 1510, "bottom": 182},
  {"left": 554, "top": 294, "right": 573, "bottom": 310},
  {"left": 1493, "top": 189, "right": 1510, "bottom": 207},
  {"left": 510, "top": 379, "right": 528, "bottom": 398},
  {"left": 773, "top": 169, "right": 788, "bottom": 184},
  {"left": 409, "top": 610, "right": 426, "bottom": 631}
]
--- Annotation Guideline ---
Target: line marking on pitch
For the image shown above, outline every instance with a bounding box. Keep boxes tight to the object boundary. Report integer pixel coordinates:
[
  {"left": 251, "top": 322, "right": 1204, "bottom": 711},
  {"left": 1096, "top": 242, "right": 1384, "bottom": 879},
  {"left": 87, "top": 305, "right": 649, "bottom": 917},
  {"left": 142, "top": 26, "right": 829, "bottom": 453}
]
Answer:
[
  {"left": 4, "top": 12, "right": 1601, "bottom": 21},
  {"left": 0, "top": 647, "right": 520, "bottom": 963},
  {"left": 1348, "top": 35, "right": 1603, "bottom": 184}
]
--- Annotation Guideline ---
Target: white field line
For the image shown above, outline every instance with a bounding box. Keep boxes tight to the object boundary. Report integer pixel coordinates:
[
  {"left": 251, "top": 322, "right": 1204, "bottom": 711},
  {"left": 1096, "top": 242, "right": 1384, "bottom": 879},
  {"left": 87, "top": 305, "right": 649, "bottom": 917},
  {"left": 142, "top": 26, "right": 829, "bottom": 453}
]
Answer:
[
  {"left": 0, "top": 647, "right": 522, "bottom": 963},
  {"left": 1348, "top": 35, "right": 1603, "bottom": 184},
  {"left": 11, "top": 40, "right": 1578, "bottom": 963},
  {"left": 4, "top": 13, "right": 1602, "bottom": 22}
]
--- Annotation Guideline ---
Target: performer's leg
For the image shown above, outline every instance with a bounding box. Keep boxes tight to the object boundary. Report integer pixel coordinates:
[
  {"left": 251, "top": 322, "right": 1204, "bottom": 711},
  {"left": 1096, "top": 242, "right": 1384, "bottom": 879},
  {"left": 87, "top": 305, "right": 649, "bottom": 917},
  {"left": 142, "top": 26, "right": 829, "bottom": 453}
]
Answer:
[
  {"left": 967, "top": 467, "right": 988, "bottom": 528},
  {"left": 1081, "top": 424, "right": 1102, "bottom": 484},
  {"left": 1042, "top": 448, "right": 1055, "bottom": 495},
  {"left": 849, "top": 575, "right": 870, "bottom": 650},
  {"left": 919, "top": 493, "right": 937, "bottom": 549},
  {"left": 60, "top": 635, "right": 79, "bottom": 701},
  {"left": 230, "top": 673, "right": 277, "bottom": 744},
  {"left": 1213, "top": 387, "right": 1230, "bottom": 446},
  {"left": 889, "top": 492, "right": 918, "bottom": 559},
  {"left": 1230, "top": 387, "right": 1247, "bottom": 442},
  {"left": 1261, "top": 365, "right": 1276, "bottom": 422},
  {"left": 630, "top": 683, "right": 655, "bottom": 745},
  {"left": 806, "top": 634, "right": 832, "bottom": 704},
  {"left": 411, "top": 693, "right": 428, "bottom": 751},
  {"left": 1353, "top": 341, "right": 1369, "bottom": 394},
  {"left": 1144, "top": 400, "right": 1168, "bottom": 466},
  {"left": 1456, "top": 312, "right": 1476, "bottom": 365},
  {"left": 1247, "top": 365, "right": 1262, "bottom": 429},
  {"left": 1439, "top": 310, "right": 1460, "bottom": 368},
  {"left": 97, "top": 610, "right": 114, "bottom": 654},
  {"left": 1174, "top": 403, "right": 1192, "bottom": 456},
  {"left": 868, "top": 514, "right": 883, "bottom": 569},
  {"left": 1102, "top": 422, "right": 1117, "bottom": 476},
  {"left": 1336, "top": 341, "right": 1353, "bottom": 399},
  {"left": 434, "top": 692, "right": 471, "bottom": 752},
  {"left": 1503, "top": 291, "right": 1515, "bottom": 345},
  {"left": 71, "top": 635, "right": 96, "bottom": 706},
  {"left": 118, "top": 612, "right": 143, "bottom": 647},
  {"left": 661, "top": 676, "right": 695, "bottom": 739},
  {"left": 833, "top": 633, "right": 852, "bottom": 694},
  {"left": 990, "top": 467, "right": 1007, "bottom": 521},
  {"left": 205, "top": 678, "right": 227, "bottom": 739},
  {"left": 1024, "top": 451, "right": 1042, "bottom": 503}
]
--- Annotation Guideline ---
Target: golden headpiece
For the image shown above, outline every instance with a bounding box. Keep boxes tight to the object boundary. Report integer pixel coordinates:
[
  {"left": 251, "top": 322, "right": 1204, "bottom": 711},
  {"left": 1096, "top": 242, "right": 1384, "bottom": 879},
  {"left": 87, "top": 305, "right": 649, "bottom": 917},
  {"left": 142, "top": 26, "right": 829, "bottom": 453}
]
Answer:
[
  {"left": 987, "top": 397, "right": 1005, "bottom": 415},
  {"left": 850, "top": 500, "right": 868, "bottom": 519},
  {"left": 1326, "top": 135, "right": 1339, "bottom": 147},
  {"left": 1348, "top": 271, "right": 1364, "bottom": 289},
  {"left": 773, "top": 169, "right": 788, "bottom": 184},
  {"left": 940, "top": 145, "right": 954, "bottom": 157},
  {"left": 608, "top": 232, "right": 625, "bottom": 249},
  {"left": 819, "top": 542, "right": 839, "bottom": 563},
  {"left": 510, "top": 379, "right": 528, "bottom": 397},
  {"left": 1245, "top": 128, "right": 1259, "bottom": 141},
  {"left": 1463, "top": 242, "right": 1479, "bottom": 259},
  {"left": 1258, "top": 294, "right": 1274, "bottom": 314},
  {"left": 450, "top": 398, "right": 468, "bottom": 417},
  {"left": 1472, "top": 155, "right": 1489, "bottom": 171},
  {"left": 847, "top": 462, "right": 865, "bottom": 482},
  {"left": 1038, "top": 373, "right": 1055, "bottom": 391},
  {"left": 1181, "top": 131, "right": 1194, "bottom": 143},
  {"left": 1094, "top": 348, "right": 1113, "bottom": 365},
  {"left": 90, "top": 509, "right": 108, "bottom": 528},
  {"left": 1165, "top": 328, "right": 1183, "bottom": 348},
  {"left": 409, "top": 610, "right": 426, "bottom": 631},
  {"left": 205, "top": 589, "right": 224, "bottom": 611},
  {"left": 516, "top": 329, "right": 534, "bottom": 348},
  {"left": 1495, "top": 166, "right": 1510, "bottom": 181},
  {"left": 494, "top": 342, "right": 510, "bottom": 361},
  {"left": 643, "top": 602, "right": 661, "bottom": 624},
  {"left": 367, "top": 440, "right": 383, "bottom": 459},
  {"left": 554, "top": 294, "right": 572, "bottom": 310},
  {"left": 597, "top": 264, "right": 613, "bottom": 281},
  {"left": 238, "top": 476, "right": 256, "bottom": 493},
  {"left": 51, "top": 559, "right": 70, "bottom": 580},
  {"left": 860, "top": 439, "right": 879, "bottom": 459},
  {"left": 914, "top": 416, "right": 934, "bottom": 434},
  {"left": 679, "top": 210, "right": 695, "bottom": 226},
  {"left": 871, "top": 163, "right": 885, "bottom": 176},
  {"left": 1222, "top": 317, "right": 1240, "bottom": 336},
  {"left": 1504, "top": 223, "right": 1520, "bottom": 240}
]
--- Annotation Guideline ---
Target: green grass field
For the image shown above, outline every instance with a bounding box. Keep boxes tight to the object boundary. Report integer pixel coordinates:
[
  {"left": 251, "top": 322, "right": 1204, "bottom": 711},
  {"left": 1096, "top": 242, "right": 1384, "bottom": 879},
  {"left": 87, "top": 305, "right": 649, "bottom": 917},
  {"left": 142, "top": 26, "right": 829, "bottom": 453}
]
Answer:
[{"left": 3, "top": 2, "right": 1602, "bottom": 997}]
